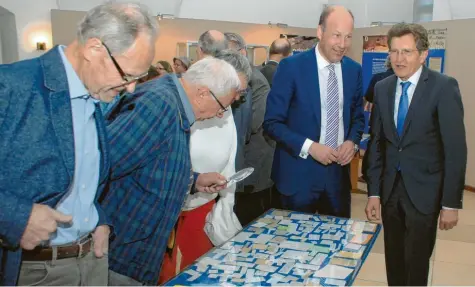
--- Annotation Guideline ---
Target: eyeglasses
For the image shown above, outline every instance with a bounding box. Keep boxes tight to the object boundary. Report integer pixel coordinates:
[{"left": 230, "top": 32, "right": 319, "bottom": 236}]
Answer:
[
  {"left": 102, "top": 43, "right": 148, "bottom": 88},
  {"left": 209, "top": 90, "right": 228, "bottom": 112},
  {"left": 389, "top": 49, "right": 418, "bottom": 57}
]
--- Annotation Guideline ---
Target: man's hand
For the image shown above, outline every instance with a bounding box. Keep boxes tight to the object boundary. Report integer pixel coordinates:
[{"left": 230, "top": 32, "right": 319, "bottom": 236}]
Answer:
[
  {"left": 195, "top": 172, "right": 227, "bottom": 193},
  {"left": 365, "top": 197, "right": 381, "bottom": 223},
  {"left": 20, "top": 204, "right": 73, "bottom": 250},
  {"left": 308, "top": 142, "right": 338, "bottom": 165},
  {"left": 92, "top": 225, "right": 110, "bottom": 258},
  {"left": 337, "top": 141, "right": 356, "bottom": 166},
  {"left": 439, "top": 209, "right": 458, "bottom": 231}
]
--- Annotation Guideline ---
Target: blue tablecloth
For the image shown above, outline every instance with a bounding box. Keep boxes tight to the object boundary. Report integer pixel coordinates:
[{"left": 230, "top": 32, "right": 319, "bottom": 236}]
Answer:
[{"left": 165, "top": 209, "right": 381, "bottom": 286}]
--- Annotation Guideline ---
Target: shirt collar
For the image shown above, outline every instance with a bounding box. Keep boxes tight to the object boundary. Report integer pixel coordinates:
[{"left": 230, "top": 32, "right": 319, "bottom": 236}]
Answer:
[
  {"left": 171, "top": 74, "right": 195, "bottom": 124},
  {"left": 397, "top": 65, "right": 423, "bottom": 86},
  {"left": 315, "top": 44, "right": 340, "bottom": 71},
  {"left": 58, "top": 45, "right": 97, "bottom": 102}
]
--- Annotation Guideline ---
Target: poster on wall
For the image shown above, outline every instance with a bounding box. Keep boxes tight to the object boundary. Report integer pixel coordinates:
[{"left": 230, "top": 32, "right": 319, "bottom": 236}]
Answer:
[
  {"left": 360, "top": 29, "right": 447, "bottom": 150},
  {"left": 280, "top": 34, "right": 318, "bottom": 55}
]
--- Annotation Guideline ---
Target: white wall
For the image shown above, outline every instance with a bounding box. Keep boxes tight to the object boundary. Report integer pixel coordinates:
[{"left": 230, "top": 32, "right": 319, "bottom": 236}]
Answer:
[
  {"left": 328, "top": 0, "right": 414, "bottom": 27},
  {"left": 3, "top": 0, "right": 453, "bottom": 61},
  {"left": 0, "top": 33, "right": 3, "bottom": 64},
  {"left": 1, "top": 0, "right": 56, "bottom": 60},
  {"left": 433, "top": 0, "right": 475, "bottom": 21}
]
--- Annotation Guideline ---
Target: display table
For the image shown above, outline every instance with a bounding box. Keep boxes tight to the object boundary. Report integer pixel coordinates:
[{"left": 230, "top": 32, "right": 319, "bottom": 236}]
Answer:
[{"left": 165, "top": 209, "right": 381, "bottom": 286}]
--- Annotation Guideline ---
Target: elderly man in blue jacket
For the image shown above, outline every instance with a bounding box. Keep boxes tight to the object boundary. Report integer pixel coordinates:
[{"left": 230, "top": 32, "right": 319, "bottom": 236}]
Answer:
[
  {"left": 101, "top": 56, "right": 248, "bottom": 286},
  {"left": 0, "top": 3, "right": 157, "bottom": 285}
]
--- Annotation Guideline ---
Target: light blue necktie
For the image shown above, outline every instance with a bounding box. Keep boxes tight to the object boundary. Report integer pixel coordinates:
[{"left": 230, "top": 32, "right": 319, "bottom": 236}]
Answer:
[
  {"left": 397, "top": 82, "right": 411, "bottom": 137},
  {"left": 325, "top": 64, "right": 339, "bottom": 149}
]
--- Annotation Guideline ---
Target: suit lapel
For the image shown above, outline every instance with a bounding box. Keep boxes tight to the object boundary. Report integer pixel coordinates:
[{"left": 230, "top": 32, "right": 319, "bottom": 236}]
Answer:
[
  {"left": 306, "top": 48, "right": 321, "bottom": 125},
  {"left": 400, "top": 66, "right": 429, "bottom": 142},
  {"left": 94, "top": 104, "right": 110, "bottom": 184},
  {"left": 41, "top": 46, "right": 75, "bottom": 180},
  {"left": 387, "top": 76, "right": 399, "bottom": 141},
  {"left": 49, "top": 91, "right": 75, "bottom": 179}
]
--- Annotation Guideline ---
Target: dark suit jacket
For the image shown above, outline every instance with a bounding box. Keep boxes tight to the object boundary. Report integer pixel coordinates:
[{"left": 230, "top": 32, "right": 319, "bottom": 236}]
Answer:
[
  {"left": 0, "top": 47, "right": 110, "bottom": 285},
  {"left": 263, "top": 48, "right": 364, "bottom": 197},
  {"left": 364, "top": 66, "right": 466, "bottom": 214},
  {"left": 364, "top": 68, "right": 394, "bottom": 103},
  {"left": 260, "top": 61, "right": 278, "bottom": 87}
]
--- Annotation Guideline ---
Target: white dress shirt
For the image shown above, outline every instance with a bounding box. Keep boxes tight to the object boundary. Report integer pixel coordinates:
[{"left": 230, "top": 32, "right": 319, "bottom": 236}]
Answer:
[
  {"left": 393, "top": 66, "right": 422, "bottom": 125},
  {"left": 300, "top": 44, "right": 344, "bottom": 159}
]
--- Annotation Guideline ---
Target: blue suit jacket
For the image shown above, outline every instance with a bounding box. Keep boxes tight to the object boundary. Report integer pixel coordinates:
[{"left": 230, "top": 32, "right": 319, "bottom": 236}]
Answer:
[
  {"left": 263, "top": 48, "right": 364, "bottom": 196},
  {"left": 0, "top": 47, "right": 110, "bottom": 285},
  {"left": 100, "top": 76, "right": 192, "bottom": 285}
]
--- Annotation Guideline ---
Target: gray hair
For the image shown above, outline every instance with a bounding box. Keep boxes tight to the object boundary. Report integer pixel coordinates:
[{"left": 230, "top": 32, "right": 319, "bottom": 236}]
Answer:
[
  {"left": 214, "top": 49, "right": 252, "bottom": 84},
  {"left": 183, "top": 57, "right": 240, "bottom": 98},
  {"left": 198, "top": 30, "right": 228, "bottom": 57},
  {"left": 77, "top": 2, "right": 158, "bottom": 54},
  {"left": 224, "top": 32, "right": 247, "bottom": 52}
]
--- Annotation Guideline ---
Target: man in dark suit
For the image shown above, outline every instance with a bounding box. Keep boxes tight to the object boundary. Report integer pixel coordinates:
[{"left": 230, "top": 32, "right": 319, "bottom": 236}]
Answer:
[
  {"left": 364, "top": 23, "right": 466, "bottom": 286},
  {"left": 0, "top": 3, "right": 158, "bottom": 285},
  {"left": 364, "top": 56, "right": 394, "bottom": 103},
  {"left": 263, "top": 6, "right": 364, "bottom": 218},
  {"left": 260, "top": 38, "right": 292, "bottom": 87}
]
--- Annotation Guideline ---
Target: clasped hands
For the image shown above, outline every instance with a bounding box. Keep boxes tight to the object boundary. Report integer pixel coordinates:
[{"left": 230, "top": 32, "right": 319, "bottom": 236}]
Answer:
[{"left": 309, "top": 140, "right": 355, "bottom": 166}]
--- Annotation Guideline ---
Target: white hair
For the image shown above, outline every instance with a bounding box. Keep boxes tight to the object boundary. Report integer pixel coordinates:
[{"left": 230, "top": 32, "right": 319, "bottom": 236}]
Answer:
[
  {"left": 182, "top": 57, "right": 240, "bottom": 98},
  {"left": 77, "top": 2, "right": 158, "bottom": 54}
]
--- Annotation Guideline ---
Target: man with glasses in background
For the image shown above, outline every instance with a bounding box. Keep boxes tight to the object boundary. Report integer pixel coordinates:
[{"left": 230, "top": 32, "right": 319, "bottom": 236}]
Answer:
[
  {"left": 224, "top": 32, "right": 280, "bottom": 226},
  {"left": 0, "top": 3, "right": 157, "bottom": 286},
  {"left": 100, "top": 56, "right": 247, "bottom": 286}
]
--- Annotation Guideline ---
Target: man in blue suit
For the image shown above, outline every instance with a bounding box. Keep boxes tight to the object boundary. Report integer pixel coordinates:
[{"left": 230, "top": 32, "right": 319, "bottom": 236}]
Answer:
[
  {"left": 263, "top": 6, "right": 364, "bottom": 218},
  {"left": 0, "top": 3, "right": 157, "bottom": 285}
]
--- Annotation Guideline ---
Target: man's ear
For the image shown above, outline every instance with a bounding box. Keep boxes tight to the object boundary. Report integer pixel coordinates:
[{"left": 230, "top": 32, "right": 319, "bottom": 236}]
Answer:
[{"left": 83, "top": 38, "right": 103, "bottom": 62}]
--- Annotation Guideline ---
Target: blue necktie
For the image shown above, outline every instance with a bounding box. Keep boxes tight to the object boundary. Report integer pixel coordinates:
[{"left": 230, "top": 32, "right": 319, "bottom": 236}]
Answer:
[{"left": 397, "top": 82, "right": 411, "bottom": 137}]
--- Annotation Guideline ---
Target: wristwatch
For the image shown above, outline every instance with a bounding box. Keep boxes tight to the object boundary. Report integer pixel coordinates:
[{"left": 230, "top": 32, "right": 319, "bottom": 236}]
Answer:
[{"left": 354, "top": 143, "right": 359, "bottom": 153}]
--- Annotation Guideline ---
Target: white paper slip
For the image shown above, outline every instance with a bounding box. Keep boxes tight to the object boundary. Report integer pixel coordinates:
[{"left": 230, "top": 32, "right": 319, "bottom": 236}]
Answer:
[
  {"left": 278, "top": 262, "right": 295, "bottom": 275},
  {"left": 232, "top": 232, "right": 252, "bottom": 243},
  {"left": 308, "top": 234, "right": 321, "bottom": 241},
  {"left": 290, "top": 214, "right": 312, "bottom": 221},
  {"left": 255, "top": 271, "right": 269, "bottom": 277},
  {"left": 196, "top": 263, "right": 209, "bottom": 273},
  {"left": 281, "top": 250, "right": 310, "bottom": 260},
  {"left": 279, "top": 240, "right": 314, "bottom": 251},
  {"left": 320, "top": 240, "right": 334, "bottom": 246},
  {"left": 325, "top": 278, "right": 347, "bottom": 286},
  {"left": 254, "top": 253, "right": 269, "bottom": 259},
  {"left": 275, "top": 216, "right": 284, "bottom": 220},
  {"left": 311, "top": 253, "right": 330, "bottom": 266},
  {"left": 184, "top": 270, "right": 201, "bottom": 281},
  {"left": 236, "top": 261, "right": 255, "bottom": 268},
  {"left": 216, "top": 265, "right": 237, "bottom": 272},
  {"left": 208, "top": 273, "right": 219, "bottom": 279},
  {"left": 254, "top": 234, "right": 275, "bottom": 244},
  {"left": 257, "top": 263, "right": 278, "bottom": 273},
  {"left": 198, "top": 257, "right": 221, "bottom": 266},
  {"left": 280, "top": 219, "right": 293, "bottom": 225},
  {"left": 344, "top": 243, "right": 362, "bottom": 252},
  {"left": 315, "top": 264, "right": 353, "bottom": 280},
  {"left": 252, "top": 222, "right": 268, "bottom": 228},
  {"left": 295, "top": 263, "right": 321, "bottom": 271}
]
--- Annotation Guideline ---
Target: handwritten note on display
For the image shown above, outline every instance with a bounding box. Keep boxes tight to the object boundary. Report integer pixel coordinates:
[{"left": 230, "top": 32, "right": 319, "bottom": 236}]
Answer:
[{"left": 428, "top": 28, "right": 447, "bottom": 50}]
